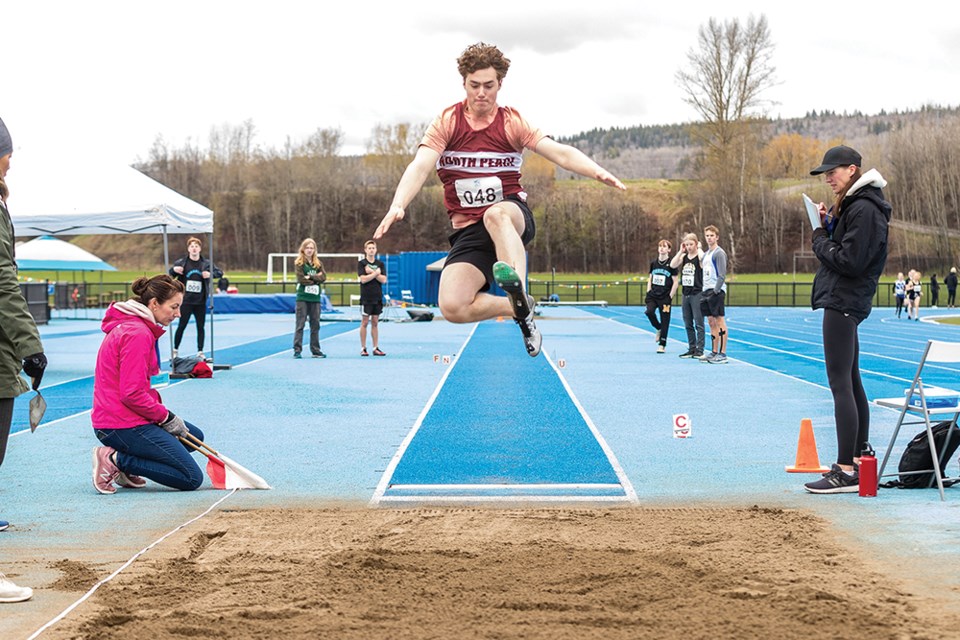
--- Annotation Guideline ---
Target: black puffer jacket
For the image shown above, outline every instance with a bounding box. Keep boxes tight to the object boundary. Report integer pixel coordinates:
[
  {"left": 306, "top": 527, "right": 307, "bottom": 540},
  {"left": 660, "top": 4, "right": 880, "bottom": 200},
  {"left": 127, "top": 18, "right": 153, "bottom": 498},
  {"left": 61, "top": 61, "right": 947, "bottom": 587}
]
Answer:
[{"left": 811, "top": 169, "right": 892, "bottom": 321}]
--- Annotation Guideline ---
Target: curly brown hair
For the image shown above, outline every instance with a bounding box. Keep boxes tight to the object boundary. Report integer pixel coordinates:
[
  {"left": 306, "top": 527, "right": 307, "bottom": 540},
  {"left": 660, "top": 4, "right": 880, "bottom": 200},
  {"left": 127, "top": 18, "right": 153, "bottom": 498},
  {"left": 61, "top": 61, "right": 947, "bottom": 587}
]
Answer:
[{"left": 457, "top": 42, "right": 510, "bottom": 81}]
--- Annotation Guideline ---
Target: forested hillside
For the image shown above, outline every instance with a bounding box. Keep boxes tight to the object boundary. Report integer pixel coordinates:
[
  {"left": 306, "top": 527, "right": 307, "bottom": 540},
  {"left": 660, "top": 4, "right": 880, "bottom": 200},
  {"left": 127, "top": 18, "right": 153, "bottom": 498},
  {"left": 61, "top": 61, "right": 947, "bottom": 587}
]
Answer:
[
  {"left": 66, "top": 105, "right": 960, "bottom": 276},
  {"left": 559, "top": 105, "right": 960, "bottom": 180}
]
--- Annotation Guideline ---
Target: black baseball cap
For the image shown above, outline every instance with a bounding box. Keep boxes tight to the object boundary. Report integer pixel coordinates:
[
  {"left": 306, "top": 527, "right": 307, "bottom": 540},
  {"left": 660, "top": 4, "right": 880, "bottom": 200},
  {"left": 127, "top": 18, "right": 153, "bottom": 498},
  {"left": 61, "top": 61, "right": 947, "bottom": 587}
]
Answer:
[{"left": 810, "top": 145, "right": 862, "bottom": 175}]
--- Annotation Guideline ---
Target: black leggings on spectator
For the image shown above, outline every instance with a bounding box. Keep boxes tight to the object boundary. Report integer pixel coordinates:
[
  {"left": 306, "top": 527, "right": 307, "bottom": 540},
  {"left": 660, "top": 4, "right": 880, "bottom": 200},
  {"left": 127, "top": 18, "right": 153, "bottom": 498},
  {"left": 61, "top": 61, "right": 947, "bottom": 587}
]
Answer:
[
  {"left": 822, "top": 309, "right": 869, "bottom": 466},
  {"left": 174, "top": 302, "right": 206, "bottom": 351}
]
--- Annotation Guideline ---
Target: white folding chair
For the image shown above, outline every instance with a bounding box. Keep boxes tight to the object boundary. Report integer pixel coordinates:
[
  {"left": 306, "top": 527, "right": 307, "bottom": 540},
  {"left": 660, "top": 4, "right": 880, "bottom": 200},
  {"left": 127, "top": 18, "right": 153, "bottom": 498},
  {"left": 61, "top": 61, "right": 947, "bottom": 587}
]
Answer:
[{"left": 875, "top": 340, "right": 960, "bottom": 500}]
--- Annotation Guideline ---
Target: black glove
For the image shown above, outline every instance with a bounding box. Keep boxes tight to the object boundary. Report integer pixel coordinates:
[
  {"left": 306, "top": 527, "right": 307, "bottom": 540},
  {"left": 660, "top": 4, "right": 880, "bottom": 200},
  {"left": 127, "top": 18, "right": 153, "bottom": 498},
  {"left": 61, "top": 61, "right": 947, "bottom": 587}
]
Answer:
[
  {"left": 812, "top": 227, "right": 827, "bottom": 242},
  {"left": 159, "top": 411, "right": 189, "bottom": 437},
  {"left": 22, "top": 352, "right": 47, "bottom": 390}
]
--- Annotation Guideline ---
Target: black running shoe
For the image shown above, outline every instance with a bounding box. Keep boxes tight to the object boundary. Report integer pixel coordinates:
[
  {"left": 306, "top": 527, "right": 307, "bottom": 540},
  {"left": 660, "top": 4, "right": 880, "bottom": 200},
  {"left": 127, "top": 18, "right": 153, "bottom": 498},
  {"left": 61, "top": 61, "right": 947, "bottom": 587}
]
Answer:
[{"left": 803, "top": 464, "right": 859, "bottom": 494}]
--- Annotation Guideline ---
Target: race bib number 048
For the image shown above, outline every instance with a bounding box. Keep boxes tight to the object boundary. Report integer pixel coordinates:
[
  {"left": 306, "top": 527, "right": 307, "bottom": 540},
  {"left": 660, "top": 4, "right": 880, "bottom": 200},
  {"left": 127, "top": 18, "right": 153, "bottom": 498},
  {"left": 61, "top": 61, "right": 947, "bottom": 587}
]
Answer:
[{"left": 454, "top": 176, "right": 504, "bottom": 208}]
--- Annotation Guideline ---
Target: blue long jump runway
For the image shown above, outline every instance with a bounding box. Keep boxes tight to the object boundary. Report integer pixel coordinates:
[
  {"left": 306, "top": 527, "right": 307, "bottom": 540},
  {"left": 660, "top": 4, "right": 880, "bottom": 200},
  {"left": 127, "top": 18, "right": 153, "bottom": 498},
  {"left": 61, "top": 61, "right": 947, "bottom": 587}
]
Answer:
[{"left": 372, "top": 320, "right": 637, "bottom": 504}]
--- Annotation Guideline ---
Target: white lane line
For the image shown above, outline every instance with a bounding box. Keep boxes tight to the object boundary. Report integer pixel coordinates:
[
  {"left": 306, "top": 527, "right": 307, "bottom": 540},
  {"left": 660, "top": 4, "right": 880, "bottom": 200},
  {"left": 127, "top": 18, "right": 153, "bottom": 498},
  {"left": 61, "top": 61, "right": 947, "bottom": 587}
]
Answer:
[
  {"left": 368, "top": 323, "right": 479, "bottom": 506},
  {"left": 378, "top": 495, "right": 633, "bottom": 503},
  {"left": 543, "top": 350, "right": 639, "bottom": 503},
  {"left": 389, "top": 483, "right": 624, "bottom": 491},
  {"left": 26, "top": 490, "right": 238, "bottom": 640}
]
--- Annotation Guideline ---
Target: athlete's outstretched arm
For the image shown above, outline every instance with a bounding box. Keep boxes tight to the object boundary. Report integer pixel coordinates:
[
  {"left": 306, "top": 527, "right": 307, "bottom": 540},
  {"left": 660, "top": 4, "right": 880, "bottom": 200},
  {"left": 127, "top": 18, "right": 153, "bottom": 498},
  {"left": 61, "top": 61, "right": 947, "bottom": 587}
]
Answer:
[
  {"left": 374, "top": 146, "right": 441, "bottom": 239},
  {"left": 533, "top": 137, "right": 626, "bottom": 191}
]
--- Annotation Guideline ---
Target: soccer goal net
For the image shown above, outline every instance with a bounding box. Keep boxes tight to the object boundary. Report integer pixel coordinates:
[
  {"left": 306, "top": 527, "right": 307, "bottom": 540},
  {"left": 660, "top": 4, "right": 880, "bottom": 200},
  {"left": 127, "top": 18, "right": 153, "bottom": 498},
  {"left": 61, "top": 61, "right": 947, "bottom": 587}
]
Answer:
[{"left": 266, "top": 253, "right": 363, "bottom": 282}]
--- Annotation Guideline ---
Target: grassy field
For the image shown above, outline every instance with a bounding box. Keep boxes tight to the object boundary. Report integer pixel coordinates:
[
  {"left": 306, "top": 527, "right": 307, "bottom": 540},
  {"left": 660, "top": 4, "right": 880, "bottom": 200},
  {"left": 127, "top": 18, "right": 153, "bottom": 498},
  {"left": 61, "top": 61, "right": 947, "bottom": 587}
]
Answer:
[{"left": 17, "top": 269, "right": 948, "bottom": 311}]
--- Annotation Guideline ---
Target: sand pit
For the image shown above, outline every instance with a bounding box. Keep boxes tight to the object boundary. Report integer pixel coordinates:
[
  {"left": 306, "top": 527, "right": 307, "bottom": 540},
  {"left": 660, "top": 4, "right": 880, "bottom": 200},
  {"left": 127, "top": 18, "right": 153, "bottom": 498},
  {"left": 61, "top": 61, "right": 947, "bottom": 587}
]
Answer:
[{"left": 40, "top": 506, "right": 960, "bottom": 639}]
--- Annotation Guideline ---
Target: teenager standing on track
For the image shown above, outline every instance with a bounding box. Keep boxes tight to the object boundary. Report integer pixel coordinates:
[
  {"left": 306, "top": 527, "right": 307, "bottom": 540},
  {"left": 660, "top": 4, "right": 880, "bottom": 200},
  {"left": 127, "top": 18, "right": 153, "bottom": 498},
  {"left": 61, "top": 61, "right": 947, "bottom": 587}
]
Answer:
[
  {"left": 373, "top": 42, "right": 625, "bottom": 357},
  {"left": 358, "top": 240, "right": 387, "bottom": 357},
  {"left": 946, "top": 267, "right": 958, "bottom": 308},
  {"left": 645, "top": 240, "right": 678, "bottom": 354},
  {"left": 293, "top": 238, "right": 326, "bottom": 359},
  {"left": 803, "top": 145, "right": 890, "bottom": 494},
  {"left": 671, "top": 233, "right": 705, "bottom": 358},
  {"left": 169, "top": 237, "right": 222, "bottom": 360},
  {"left": 0, "top": 116, "right": 44, "bottom": 602},
  {"left": 699, "top": 226, "right": 728, "bottom": 364}
]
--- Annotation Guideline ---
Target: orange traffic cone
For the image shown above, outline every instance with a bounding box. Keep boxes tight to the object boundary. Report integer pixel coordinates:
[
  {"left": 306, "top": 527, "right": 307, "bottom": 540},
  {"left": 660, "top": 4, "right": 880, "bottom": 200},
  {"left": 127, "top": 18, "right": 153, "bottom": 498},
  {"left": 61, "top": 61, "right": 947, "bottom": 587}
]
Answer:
[{"left": 785, "top": 418, "right": 831, "bottom": 473}]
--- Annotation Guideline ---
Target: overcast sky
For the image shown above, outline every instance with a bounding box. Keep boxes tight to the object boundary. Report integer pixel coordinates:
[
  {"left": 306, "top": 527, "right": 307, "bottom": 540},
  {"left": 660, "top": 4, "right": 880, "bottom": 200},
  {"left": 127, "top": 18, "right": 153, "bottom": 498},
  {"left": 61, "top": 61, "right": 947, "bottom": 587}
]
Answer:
[{"left": 4, "top": 0, "right": 958, "bottom": 165}]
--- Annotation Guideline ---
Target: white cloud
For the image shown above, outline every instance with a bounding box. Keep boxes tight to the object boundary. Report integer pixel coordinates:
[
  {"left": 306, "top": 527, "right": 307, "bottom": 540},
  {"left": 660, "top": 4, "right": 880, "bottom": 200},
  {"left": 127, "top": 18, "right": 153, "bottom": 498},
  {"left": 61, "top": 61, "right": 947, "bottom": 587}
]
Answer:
[{"left": 3, "top": 0, "right": 956, "bottom": 164}]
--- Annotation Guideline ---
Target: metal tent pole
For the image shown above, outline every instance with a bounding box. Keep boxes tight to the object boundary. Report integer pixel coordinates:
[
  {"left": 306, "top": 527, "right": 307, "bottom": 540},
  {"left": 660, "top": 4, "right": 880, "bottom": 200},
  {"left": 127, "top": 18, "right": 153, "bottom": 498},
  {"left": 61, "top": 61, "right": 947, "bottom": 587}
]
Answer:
[
  {"left": 208, "top": 230, "right": 230, "bottom": 371},
  {"left": 163, "top": 226, "right": 175, "bottom": 364}
]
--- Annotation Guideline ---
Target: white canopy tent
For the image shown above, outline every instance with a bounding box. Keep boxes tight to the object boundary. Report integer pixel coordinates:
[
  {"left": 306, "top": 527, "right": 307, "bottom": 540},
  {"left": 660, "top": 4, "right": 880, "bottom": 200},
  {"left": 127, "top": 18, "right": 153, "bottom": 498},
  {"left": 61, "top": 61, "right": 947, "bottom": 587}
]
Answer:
[
  {"left": 5, "top": 150, "right": 225, "bottom": 365},
  {"left": 6, "top": 153, "right": 212, "bottom": 236}
]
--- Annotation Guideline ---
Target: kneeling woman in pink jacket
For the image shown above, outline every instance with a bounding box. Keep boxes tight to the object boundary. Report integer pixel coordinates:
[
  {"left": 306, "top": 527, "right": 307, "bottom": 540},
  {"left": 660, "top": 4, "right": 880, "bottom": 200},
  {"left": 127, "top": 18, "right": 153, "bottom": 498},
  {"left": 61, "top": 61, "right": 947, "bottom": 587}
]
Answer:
[{"left": 91, "top": 275, "right": 205, "bottom": 494}]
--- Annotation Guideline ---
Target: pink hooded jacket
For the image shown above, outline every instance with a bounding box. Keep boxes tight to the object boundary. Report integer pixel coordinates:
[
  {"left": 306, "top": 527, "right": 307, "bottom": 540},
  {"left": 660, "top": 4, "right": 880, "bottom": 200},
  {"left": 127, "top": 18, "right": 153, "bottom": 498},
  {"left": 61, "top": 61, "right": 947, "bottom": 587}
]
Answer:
[{"left": 92, "top": 301, "right": 169, "bottom": 430}]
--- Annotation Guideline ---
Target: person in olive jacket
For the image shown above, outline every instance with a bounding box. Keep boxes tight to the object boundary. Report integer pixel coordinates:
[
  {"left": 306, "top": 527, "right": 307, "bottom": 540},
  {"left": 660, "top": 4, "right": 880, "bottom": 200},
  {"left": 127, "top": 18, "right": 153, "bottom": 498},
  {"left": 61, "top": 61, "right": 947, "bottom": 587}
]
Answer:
[
  {"left": 0, "top": 116, "right": 45, "bottom": 602},
  {"left": 804, "top": 145, "right": 891, "bottom": 495}
]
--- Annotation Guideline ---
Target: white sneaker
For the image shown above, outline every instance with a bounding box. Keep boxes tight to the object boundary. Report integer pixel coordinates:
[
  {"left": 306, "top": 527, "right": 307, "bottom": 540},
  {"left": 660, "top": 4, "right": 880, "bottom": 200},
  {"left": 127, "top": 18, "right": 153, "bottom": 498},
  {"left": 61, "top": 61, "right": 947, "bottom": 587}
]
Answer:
[
  {"left": 172, "top": 349, "right": 178, "bottom": 358},
  {"left": 197, "top": 351, "right": 205, "bottom": 360},
  {"left": 0, "top": 574, "right": 33, "bottom": 603}
]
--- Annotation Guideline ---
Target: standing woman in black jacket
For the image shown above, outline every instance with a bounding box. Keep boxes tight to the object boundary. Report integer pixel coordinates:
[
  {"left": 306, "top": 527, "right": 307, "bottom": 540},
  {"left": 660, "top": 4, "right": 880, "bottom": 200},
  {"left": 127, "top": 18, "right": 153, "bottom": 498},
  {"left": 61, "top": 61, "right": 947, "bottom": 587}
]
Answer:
[{"left": 803, "top": 146, "right": 891, "bottom": 494}]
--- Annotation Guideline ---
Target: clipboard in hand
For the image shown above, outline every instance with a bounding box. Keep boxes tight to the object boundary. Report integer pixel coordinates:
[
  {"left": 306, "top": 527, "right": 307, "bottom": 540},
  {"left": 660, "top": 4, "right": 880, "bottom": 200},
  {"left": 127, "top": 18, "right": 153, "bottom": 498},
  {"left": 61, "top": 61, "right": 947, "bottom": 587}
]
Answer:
[{"left": 802, "top": 193, "right": 822, "bottom": 230}]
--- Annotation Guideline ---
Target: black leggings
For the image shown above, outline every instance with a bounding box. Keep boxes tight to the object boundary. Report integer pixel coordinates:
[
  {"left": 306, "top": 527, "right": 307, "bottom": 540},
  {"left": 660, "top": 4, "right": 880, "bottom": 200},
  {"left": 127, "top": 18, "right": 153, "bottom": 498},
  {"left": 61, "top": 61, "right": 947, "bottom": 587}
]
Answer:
[
  {"left": 822, "top": 309, "right": 869, "bottom": 466},
  {"left": 174, "top": 302, "right": 207, "bottom": 351},
  {"left": 0, "top": 398, "right": 13, "bottom": 467}
]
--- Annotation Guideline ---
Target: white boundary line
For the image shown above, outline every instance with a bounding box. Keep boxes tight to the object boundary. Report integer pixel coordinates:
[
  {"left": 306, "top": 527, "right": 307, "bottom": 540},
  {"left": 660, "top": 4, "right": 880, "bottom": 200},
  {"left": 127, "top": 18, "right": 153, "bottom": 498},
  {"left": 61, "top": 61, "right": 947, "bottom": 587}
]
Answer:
[
  {"left": 543, "top": 350, "right": 639, "bottom": 503},
  {"left": 378, "top": 495, "right": 632, "bottom": 503},
  {"left": 25, "top": 489, "right": 238, "bottom": 640},
  {"left": 368, "top": 323, "right": 479, "bottom": 506},
  {"left": 389, "top": 483, "right": 624, "bottom": 490},
  {"left": 369, "top": 322, "right": 638, "bottom": 505}
]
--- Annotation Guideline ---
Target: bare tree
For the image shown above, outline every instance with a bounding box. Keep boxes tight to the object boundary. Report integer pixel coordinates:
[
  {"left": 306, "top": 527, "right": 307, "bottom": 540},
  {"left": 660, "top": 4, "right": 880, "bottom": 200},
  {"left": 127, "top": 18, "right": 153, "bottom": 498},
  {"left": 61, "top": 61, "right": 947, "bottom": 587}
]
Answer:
[{"left": 676, "top": 14, "right": 776, "bottom": 266}]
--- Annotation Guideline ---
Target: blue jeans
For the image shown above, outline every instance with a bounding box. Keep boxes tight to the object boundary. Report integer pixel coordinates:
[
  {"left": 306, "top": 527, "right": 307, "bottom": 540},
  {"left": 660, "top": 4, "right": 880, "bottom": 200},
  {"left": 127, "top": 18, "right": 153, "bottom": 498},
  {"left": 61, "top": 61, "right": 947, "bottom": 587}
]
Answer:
[{"left": 95, "top": 422, "right": 205, "bottom": 491}]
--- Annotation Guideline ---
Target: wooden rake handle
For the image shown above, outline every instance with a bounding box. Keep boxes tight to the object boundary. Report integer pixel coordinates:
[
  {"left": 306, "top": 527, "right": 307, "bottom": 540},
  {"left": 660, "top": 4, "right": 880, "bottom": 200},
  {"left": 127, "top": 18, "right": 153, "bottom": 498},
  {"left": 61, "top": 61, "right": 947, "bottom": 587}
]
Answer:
[{"left": 179, "top": 432, "right": 221, "bottom": 458}]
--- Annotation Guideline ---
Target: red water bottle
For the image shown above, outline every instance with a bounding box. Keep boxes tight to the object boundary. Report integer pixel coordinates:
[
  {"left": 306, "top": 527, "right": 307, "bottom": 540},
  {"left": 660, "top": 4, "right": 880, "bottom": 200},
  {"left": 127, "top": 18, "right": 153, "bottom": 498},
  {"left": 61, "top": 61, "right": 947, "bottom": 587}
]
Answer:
[{"left": 859, "top": 443, "right": 877, "bottom": 497}]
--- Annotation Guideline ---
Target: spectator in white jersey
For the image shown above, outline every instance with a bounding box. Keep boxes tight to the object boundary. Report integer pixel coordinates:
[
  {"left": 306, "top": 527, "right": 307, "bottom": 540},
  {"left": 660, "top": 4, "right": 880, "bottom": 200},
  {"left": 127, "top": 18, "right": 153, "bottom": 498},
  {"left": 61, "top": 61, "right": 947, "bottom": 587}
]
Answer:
[
  {"left": 373, "top": 42, "right": 625, "bottom": 357},
  {"left": 671, "top": 233, "right": 706, "bottom": 358},
  {"left": 645, "top": 240, "right": 678, "bottom": 354},
  {"left": 699, "top": 225, "right": 728, "bottom": 364},
  {"left": 892, "top": 272, "right": 906, "bottom": 319}
]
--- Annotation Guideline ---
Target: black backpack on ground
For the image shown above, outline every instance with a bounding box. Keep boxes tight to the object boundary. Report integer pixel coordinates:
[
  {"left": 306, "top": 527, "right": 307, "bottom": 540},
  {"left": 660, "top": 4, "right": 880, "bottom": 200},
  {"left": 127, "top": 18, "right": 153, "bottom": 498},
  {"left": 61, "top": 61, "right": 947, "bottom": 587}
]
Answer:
[{"left": 881, "top": 421, "right": 960, "bottom": 489}]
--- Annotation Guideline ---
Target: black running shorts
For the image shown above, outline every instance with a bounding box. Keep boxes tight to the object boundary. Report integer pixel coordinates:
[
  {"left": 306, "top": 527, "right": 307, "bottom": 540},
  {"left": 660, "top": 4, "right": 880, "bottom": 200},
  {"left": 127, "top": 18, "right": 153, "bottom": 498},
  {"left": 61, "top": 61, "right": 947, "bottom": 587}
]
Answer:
[
  {"left": 444, "top": 196, "right": 536, "bottom": 292},
  {"left": 362, "top": 302, "right": 383, "bottom": 316},
  {"left": 700, "top": 289, "right": 725, "bottom": 317}
]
